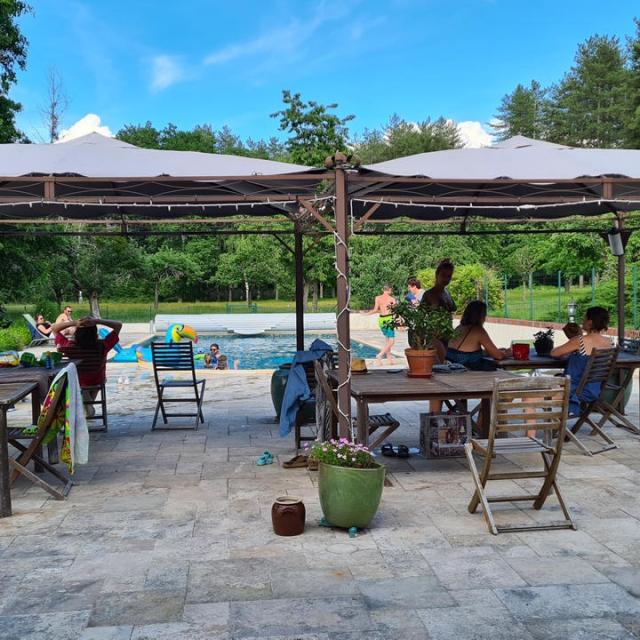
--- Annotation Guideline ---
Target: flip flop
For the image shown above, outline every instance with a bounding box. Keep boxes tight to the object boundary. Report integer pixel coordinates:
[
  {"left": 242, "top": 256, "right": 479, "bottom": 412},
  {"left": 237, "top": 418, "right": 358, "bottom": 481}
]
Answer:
[
  {"left": 256, "top": 451, "right": 274, "bottom": 466},
  {"left": 381, "top": 443, "right": 396, "bottom": 457},
  {"left": 282, "top": 454, "right": 308, "bottom": 469},
  {"left": 397, "top": 444, "right": 410, "bottom": 459}
]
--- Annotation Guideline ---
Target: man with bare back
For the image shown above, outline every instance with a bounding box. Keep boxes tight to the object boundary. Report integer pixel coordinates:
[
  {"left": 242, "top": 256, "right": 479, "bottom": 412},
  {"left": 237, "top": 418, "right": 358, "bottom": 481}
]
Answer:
[{"left": 361, "top": 284, "right": 396, "bottom": 364}]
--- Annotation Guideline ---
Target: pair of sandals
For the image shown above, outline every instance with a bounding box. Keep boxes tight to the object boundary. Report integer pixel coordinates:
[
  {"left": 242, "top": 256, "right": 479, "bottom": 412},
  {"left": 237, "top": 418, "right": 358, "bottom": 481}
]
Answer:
[
  {"left": 256, "top": 451, "right": 274, "bottom": 466},
  {"left": 381, "top": 443, "right": 410, "bottom": 458},
  {"left": 282, "top": 454, "right": 318, "bottom": 470}
]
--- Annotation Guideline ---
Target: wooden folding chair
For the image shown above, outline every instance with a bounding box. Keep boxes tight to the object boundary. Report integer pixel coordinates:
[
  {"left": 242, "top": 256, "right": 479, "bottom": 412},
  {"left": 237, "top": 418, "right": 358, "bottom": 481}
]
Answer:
[
  {"left": 313, "top": 361, "right": 400, "bottom": 449},
  {"left": 566, "top": 348, "right": 619, "bottom": 456},
  {"left": 8, "top": 374, "right": 72, "bottom": 500},
  {"left": 151, "top": 342, "right": 205, "bottom": 430},
  {"left": 59, "top": 346, "right": 109, "bottom": 432},
  {"left": 465, "top": 375, "right": 575, "bottom": 535}
]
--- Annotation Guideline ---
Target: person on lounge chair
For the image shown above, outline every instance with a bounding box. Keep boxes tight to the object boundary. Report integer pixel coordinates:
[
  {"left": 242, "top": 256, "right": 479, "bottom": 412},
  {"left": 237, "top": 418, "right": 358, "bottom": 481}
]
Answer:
[{"left": 35, "top": 314, "right": 54, "bottom": 336}]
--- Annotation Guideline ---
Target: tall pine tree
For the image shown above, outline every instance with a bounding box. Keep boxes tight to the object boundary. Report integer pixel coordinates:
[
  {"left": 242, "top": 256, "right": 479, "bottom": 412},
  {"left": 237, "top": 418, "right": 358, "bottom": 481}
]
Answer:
[
  {"left": 625, "top": 18, "right": 640, "bottom": 148},
  {"left": 546, "top": 35, "right": 630, "bottom": 148},
  {"left": 492, "top": 80, "right": 547, "bottom": 141}
]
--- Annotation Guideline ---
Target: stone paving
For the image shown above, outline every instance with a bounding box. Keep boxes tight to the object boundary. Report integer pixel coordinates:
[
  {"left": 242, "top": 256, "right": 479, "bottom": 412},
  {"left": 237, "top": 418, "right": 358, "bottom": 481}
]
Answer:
[{"left": 2, "top": 355, "right": 640, "bottom": 639}]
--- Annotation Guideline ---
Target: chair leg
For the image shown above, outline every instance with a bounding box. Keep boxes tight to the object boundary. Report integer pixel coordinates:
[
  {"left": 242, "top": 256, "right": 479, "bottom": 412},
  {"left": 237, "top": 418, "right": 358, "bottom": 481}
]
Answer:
[
  {"left": 465, "top": 444, "right": 498, "bottom": 535},
  {"left": 9, "top": 459, "right": 66, "bottom": 500},
  {"left": 537, "top": 451, "right": 576, "bottom": 530}
]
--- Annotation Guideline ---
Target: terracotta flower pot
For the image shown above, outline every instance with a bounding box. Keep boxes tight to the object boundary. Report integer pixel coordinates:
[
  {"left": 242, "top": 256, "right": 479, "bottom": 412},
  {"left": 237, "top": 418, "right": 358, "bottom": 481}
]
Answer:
[
  {"left": 405, "top": 348, "right": 437, "bottom": 378},
  {"left": 318, "top": 462, "right": 385, "bottom": 529}
]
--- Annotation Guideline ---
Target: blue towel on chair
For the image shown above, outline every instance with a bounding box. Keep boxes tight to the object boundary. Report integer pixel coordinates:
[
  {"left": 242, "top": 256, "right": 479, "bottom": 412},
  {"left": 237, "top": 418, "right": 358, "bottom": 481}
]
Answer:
[{"left": 279, "top": 339, "right": 333, "bottom": 437}]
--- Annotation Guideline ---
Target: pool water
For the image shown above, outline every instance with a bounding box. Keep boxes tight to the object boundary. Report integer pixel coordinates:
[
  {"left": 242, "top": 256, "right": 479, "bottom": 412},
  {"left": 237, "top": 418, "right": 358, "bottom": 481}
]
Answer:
[{"left": 152, "top": 333, "right": 379, "bottom": 370}]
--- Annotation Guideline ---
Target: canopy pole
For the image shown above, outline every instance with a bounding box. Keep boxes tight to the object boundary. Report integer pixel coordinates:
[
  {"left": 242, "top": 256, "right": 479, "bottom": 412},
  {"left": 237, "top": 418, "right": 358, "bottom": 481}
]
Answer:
[
  {"left": 616, "top": 223, "right": 631, "bottom": 345},
  {"left": 334, "top": 167, "right": 352, "bottom": 438},
  {"left": 294, "top": 225, "right": 305, "bottom": 352}
]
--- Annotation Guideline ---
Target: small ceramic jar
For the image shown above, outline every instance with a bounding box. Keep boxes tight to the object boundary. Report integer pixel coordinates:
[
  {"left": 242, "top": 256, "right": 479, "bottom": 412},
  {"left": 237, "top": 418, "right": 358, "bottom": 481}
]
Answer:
[{"left": 271, "top": 496, "right": 305, "bottom": 536}]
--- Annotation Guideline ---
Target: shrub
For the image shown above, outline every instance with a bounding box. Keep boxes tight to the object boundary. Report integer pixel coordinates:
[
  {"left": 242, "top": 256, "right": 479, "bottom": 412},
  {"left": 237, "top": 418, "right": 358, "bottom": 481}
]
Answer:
[
  {"left": 32, "top": 301, "right": 59, "bottom": 324},
  {"left": 417, "top": 263, "right": 504, "bottom": 312},
  {"left": 0, "top": 320, "right": 31, "bottom": 351}
]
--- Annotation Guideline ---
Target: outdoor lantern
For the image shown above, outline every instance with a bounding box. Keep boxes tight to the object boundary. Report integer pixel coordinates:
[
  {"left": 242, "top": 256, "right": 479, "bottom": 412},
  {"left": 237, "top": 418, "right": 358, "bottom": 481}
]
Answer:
[
  {"left": 568, "top": 300, "right": 577, "bottom": 323},
  {"left": 608, "top": 227, "right": 625, "bottom": 257}
]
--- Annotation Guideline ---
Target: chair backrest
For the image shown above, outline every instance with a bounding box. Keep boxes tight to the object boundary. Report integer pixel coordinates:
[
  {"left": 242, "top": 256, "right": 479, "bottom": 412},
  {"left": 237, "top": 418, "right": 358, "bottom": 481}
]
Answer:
[
  {"left": 151, "top": 342, "right": 197, "bottom": 386},
  {"left": 23, "top": 313, "right": 46, "bottom": 340},
  {"left": 59, "top": 344, "right": 107, "bottom": 382},
  {"left": 488, "top": 375, "right": 570, "bottom": 447},
  {"left": 38, "top": 372, "right": 68, "bottom": 431},
  {"left": 313, "top": 359, "right": 339, "bottom": 419},
  {"left": 576, "top": 347, "right": 618, "bottom": 396}
]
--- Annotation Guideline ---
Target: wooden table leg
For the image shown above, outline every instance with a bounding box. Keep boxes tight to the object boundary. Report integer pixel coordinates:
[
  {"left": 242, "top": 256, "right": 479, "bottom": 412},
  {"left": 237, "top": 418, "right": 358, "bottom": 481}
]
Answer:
[
  {"left": 356, "top": 397, "right": 369, "bottom": 447},
  {"left": 0, "top": 410, "right": 12, "bottom": 518},
  {"left": 477, "top": 399, "right": 491, "bottom": 439}
]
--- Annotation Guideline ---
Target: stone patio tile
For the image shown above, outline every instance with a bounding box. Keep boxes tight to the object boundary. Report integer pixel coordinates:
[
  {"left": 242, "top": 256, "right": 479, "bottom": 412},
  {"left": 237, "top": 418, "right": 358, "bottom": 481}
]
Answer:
[
  {"left": 596, "top": 565, "right": 640, "bottom": 598},
  {"left": 525, "top": 618, "right": 637, "bottom": 640},
  {"left": 89, "top": 591, "right": 185, "bottom": 627},
  {"left": 79, "top": 626, "right": 134, "bottom": 640},
  {"left": 229, "top": 596, "right": 375, "bottom": 638},
  {"left": 0, "top": 611, "right": 91, "bottom": 640},
  {"left": 357, "top": 575, "right": 455, "bottom": 609},
  {"left": 270, "top": 568, "right": 357, "bottom": 598},
  {"left": 182, "top": 601, "right": 229, "bottom": 629},
  {"left": 506, "top": 556, "right": 609, "bottom": 586},
  {"left": 494, "top": 583, "right": 640, "bottom": 621},
  {"left": 417, "top": 596, "right": 535, "bottom": 640},
  {"left": 186, "top": 558, "right": 272, "bottom": 603},
  {"left": 143, "top": 562, "right": 189, "bottom": 592},
  {"left": 428, "top": 555, "right": 527, "bottom": 590},
  {"left": 130, "top": 622, "right": 228, "bottom": 639}
]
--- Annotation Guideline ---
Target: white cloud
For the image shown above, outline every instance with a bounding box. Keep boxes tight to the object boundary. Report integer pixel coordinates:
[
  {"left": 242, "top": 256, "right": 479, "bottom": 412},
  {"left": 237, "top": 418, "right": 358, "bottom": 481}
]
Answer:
[
  {"left": 203, "top": 4, "right": 350, "bottom": 69},
  {"left": 456, "top": 121, "right": 493, "bottom": 148},
  {"left": 56, "top": 114, "right": 113, "bottom": 142},
  {"left": 150, "top": 55, "right": 185, "bottom": 92}
]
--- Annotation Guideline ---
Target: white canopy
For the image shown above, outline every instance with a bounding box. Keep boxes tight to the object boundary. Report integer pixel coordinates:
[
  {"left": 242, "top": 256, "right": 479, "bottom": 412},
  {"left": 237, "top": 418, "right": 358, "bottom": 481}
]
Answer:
[
  {"left": 364, "top": 136, "right": 640, "bottom": 180},
  {"left": 0, "top": 132, "right": 310, "bottom": 177}
]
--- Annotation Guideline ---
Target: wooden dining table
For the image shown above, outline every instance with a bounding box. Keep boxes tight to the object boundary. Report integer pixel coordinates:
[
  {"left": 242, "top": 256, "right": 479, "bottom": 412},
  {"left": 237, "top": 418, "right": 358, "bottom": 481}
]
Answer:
[
  {"left": 328, "top": 369, "right": 517, "bottom": 446},
  {"left": 0, "top": 382, "right": 39, "bottom": 517}
]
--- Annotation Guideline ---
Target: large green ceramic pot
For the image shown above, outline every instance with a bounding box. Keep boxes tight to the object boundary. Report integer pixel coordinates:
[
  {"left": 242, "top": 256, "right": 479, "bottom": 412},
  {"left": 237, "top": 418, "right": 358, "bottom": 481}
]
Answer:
[
  {"left": 602, "top": 371, "right": 632, "bottom": 409},
  {"left": 270, "top": 364, "right": 316, "bottom": 421},
  {"left": 318, "top": 462, "right": 385, "bottom": 529}
]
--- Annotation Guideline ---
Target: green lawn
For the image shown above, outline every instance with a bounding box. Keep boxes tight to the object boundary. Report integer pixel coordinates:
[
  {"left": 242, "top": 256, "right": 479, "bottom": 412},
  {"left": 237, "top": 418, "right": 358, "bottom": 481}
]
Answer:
[{"left": 2, "top": 285, "right": 598, "bottom": 325}]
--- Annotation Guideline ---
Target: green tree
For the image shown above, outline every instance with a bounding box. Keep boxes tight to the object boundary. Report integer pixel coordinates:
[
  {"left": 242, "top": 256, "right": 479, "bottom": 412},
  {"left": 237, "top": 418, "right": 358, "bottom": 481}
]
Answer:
[
  {"left": 116, "top": 121, "right": 161, "bottom": 148},
  {"left": 271, "top": 90, "right": 354, "bottom": 166},
  {"left": 492, "top": 80, "right": 548, "bottom": 141},
  {"left": 546, "top": 35, "right": 630, "bottom": 147},
  {"left": 625, "top": 18, "right": 640, "bottom": 147},
  {"left": 354, "top": 114, "right": 460, "bottom": 163},
  {"left": 145, "top": 248, "right": 202, "bottom": 311},
  {"left": 0, "top": 1, "right": 31, "bottom": 142},
  {"left": 534, "top": 233, "right": 607, "bottom": 283}
]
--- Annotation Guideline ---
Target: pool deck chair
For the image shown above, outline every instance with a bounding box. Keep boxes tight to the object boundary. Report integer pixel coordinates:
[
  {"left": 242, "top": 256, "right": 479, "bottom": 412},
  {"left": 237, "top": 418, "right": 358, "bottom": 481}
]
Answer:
[
  {"left": 566, "top": 348, "right": 619, "bottom": 456},
  {"left": 8, "top": 373, "right": 72, "bottom": 500},
  {"left": 313, "top": 360, "right": 400, "bottom": 450},
  {"left": 465, "top": 375, "right": 575, "bottom": 535},
  {"left": 22, "top": 314, "right": 55, "bottom": 348},
  {"left": 151, "top": 342, "right": 205, "bottom": 430}
]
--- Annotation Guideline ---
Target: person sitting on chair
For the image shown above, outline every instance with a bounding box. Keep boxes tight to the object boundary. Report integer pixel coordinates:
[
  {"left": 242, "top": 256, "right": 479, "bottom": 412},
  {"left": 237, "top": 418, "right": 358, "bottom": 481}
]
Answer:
[
  {"left": 35, "top": 313, "right": 53, "bottom": 336},
  {"left": 551, "top": 306, "right": 612, "bottom": 416},
  {"left": 51, "top": 316, "right": 122, "bottom": 410}
]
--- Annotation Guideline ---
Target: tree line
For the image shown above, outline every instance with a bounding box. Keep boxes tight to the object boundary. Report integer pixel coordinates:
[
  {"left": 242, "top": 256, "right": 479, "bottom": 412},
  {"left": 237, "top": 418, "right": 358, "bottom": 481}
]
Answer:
[{"left": 0, "top": 6, "right": 639, "bottom": 316}]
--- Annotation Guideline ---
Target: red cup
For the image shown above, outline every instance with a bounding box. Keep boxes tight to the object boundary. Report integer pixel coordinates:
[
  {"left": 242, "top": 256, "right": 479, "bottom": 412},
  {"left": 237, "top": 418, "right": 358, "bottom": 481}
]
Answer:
[{"left": 512, "top": 343, "right": 530, "bottom": 360}]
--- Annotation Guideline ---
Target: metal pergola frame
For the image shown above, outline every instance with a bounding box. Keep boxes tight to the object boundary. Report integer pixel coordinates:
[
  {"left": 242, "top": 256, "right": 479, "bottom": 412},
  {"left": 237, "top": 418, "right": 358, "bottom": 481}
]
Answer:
[{"left": 2, "top": 164, "right": 640, "bottom": 437}]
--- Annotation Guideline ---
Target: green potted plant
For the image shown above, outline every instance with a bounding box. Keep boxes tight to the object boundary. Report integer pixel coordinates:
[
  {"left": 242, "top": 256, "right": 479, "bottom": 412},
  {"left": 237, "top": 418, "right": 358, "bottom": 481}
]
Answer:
[
  {"left": 533, "top": 328, "right": 554, "bottom": 356},
  {"left": 308, "top": 438, "right": 385, "bottom": 530},
  {"left": 390, "top": 300, "right": 454, "bottom": 377}
]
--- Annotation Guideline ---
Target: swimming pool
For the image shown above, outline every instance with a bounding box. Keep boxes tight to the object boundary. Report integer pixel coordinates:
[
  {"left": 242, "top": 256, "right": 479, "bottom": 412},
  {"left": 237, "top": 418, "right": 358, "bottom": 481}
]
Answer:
[{"left": 151, "top": 333, "right": 379, "bottom": 369}]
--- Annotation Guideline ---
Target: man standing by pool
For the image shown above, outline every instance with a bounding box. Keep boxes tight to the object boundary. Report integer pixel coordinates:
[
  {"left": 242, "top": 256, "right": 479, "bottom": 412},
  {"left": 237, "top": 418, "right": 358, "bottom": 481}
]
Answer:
[{"left": 361, "top": 284, "right": 396, "bottom": 365}]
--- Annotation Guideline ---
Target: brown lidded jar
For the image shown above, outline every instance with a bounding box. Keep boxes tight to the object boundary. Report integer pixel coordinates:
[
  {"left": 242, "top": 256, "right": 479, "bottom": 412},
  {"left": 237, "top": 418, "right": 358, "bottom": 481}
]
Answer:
[{"left": 271, "top": 496, "right": 305, "bottom": 536}]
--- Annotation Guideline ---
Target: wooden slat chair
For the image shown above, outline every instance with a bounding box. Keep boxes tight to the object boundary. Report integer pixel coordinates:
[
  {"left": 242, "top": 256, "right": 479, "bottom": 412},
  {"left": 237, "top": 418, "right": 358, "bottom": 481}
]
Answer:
[
  {"left": 151, "top": 342, "right": 205, "bottom": 430},
  {"left": 565, "top": 348, "right": 619, "bottom": 456},
  {"left": 313, "top": 360, "right": 400, "bottom": 449},
  {"left": 8, "top": 373, "right": 72, "bottom": 500},
  {"left": 465, "top": 375, "right": 575, "bottom": 535},
  {"left": 59, "top": 347, "right": 108, "bottom": 432}
]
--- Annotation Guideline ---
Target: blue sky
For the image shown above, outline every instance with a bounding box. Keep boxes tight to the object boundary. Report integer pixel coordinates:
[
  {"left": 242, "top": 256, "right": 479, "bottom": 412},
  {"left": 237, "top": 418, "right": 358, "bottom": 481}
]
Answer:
[{"left": 13, "top": 0, "right": 640, "bottom": 145}]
